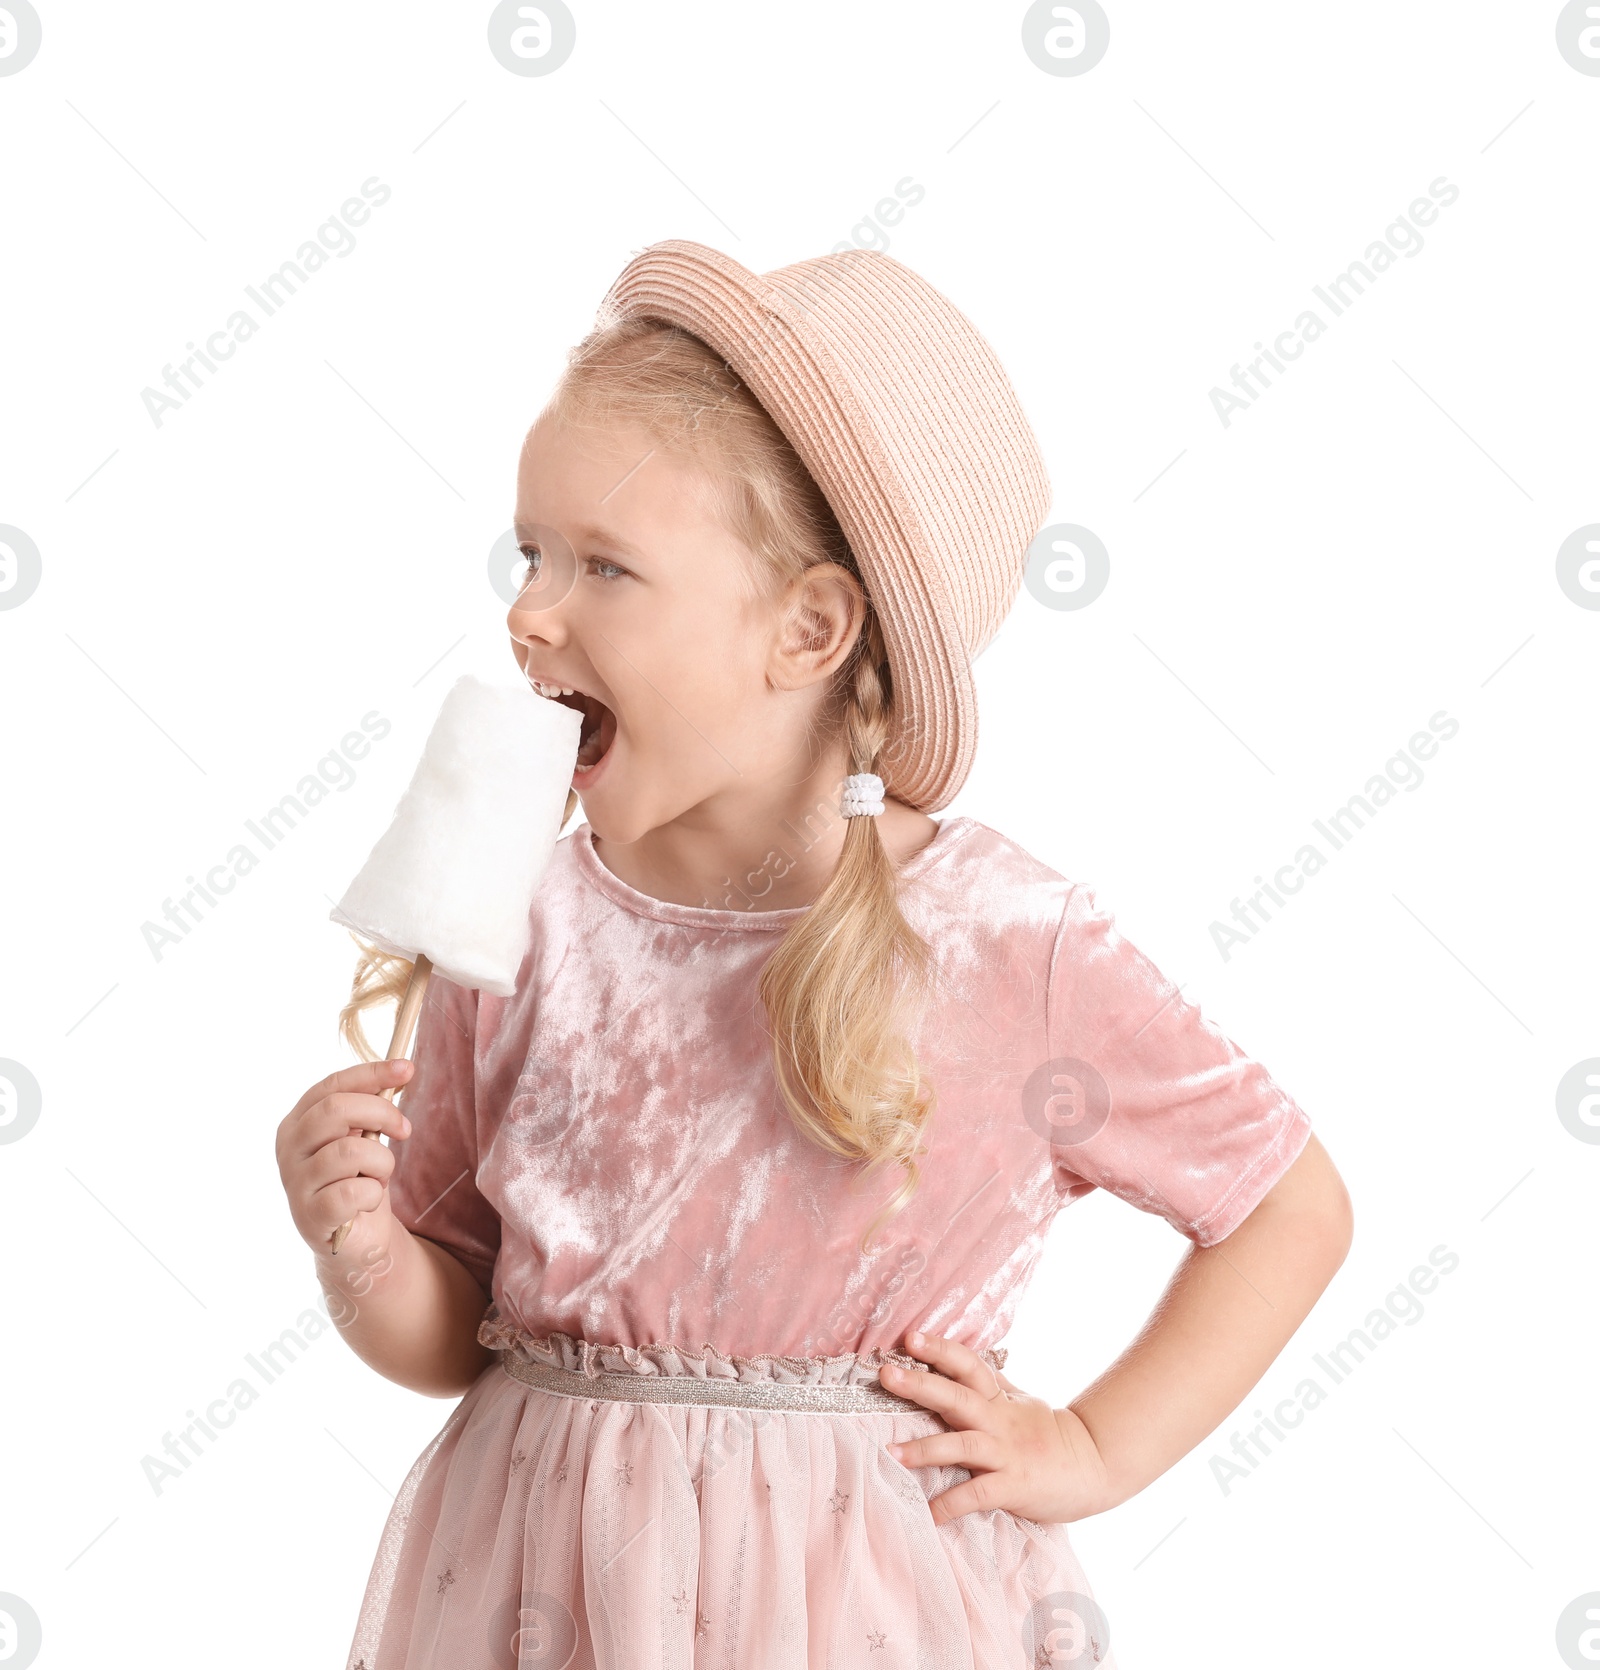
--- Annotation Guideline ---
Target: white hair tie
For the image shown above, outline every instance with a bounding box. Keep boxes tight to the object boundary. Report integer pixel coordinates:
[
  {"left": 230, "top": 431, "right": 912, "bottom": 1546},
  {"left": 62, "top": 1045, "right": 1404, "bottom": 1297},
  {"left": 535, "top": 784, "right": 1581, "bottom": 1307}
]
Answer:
[{"left": 841, "top": 772, "right": 885, "bottom": 817}]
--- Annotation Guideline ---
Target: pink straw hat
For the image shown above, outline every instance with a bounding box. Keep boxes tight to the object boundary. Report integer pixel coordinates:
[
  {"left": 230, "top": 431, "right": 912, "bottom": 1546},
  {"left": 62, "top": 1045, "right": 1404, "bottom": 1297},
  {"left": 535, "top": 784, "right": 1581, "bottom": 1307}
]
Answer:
[{"left": 596, "top": 239, "right": 1053, "bottom": 814}]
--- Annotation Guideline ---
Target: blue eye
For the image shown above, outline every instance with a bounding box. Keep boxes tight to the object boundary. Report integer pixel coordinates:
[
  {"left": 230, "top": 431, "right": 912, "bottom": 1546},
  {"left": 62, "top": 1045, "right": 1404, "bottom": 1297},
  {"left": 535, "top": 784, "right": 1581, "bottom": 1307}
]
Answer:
[{"left": 519, "top": 546, "right": 626, "bottom": 584}]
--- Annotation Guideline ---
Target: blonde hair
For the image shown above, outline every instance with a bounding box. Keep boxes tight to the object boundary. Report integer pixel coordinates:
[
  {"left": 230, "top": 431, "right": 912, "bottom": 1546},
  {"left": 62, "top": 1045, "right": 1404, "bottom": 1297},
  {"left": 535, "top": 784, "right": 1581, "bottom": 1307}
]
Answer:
[{"left": 339, "top": 317, "right": 935, "bottom": 1249}]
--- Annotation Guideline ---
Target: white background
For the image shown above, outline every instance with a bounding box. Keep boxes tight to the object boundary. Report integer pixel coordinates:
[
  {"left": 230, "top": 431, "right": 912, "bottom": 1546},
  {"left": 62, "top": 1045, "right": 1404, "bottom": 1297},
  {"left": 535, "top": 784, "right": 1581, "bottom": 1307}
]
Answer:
[{"left": 2, "top": 3, "right": 1596, "bottom": 1666}]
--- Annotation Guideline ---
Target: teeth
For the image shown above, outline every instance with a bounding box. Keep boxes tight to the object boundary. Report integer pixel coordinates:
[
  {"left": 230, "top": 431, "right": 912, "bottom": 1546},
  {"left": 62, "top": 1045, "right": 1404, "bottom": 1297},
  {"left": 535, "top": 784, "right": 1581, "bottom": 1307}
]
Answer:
[{"left": 531, "top": 679, "right": 575, "bottom": 699}]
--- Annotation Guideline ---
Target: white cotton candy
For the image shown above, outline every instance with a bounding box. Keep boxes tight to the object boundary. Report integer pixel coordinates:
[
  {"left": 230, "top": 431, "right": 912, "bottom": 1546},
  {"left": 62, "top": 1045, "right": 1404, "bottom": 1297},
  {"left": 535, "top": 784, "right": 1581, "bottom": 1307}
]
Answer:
[{"left": 328, "top": 674, "right": 582, "bottom": 996}]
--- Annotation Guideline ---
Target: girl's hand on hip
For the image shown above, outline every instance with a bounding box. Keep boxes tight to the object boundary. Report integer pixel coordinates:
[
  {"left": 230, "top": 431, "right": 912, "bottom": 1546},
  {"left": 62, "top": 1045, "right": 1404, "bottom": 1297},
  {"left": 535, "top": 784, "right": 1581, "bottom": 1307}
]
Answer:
[{"left": 880, "top": 1330, "right": 1112, "bottom": 1527}]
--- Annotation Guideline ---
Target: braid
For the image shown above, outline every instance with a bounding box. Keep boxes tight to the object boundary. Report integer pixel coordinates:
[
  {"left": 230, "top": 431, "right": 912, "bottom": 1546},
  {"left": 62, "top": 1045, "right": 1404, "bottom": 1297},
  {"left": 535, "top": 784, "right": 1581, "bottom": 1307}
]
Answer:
[
  {"left": 757, "top": 604, "right": 937, "bottom": 1252},
  {"left": 843, "top": 616, "right": 893, "bottom": 776}
]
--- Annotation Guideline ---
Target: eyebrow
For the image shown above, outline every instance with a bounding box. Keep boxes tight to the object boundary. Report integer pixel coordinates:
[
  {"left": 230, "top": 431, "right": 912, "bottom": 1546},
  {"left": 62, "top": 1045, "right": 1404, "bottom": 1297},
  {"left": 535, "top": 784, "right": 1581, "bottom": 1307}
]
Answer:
[{"left": 513, "top": 519, "right": 645, "bottom": 560}]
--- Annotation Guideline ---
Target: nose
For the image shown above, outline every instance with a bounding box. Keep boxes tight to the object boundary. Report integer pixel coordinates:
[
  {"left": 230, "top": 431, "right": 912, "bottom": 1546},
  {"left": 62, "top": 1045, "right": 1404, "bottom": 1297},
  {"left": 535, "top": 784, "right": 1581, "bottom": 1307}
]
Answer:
[
  {"left": 506, "top": 528, "right": 581, "bottom": 660},
  {"left": 507, "top": 584, "right": 569, "bottom": 638},
  {"left": 507, "top": 594, "right": 571, "bottom": 680}
]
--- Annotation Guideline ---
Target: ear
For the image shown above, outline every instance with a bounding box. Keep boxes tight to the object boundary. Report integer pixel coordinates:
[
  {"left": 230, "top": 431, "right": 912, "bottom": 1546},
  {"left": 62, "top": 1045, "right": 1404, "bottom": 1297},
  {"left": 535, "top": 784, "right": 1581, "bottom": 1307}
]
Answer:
[{"left": 768, "top": 562, "right": 864, "bottom": 692}]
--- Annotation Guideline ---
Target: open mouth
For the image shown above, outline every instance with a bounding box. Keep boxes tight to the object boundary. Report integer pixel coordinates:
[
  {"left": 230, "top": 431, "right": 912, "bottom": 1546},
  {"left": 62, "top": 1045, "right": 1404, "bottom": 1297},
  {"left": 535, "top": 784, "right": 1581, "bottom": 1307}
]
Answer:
[{"left": 530, "top": 678, "right": 617, "bottom": 773}]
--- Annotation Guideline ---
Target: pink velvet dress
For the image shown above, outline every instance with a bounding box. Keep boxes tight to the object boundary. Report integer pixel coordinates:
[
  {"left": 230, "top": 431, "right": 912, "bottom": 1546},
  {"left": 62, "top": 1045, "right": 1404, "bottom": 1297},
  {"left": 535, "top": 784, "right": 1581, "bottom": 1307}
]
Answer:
[{"left": 346, "top": 817, "right": 1312, "bottom": 1669}]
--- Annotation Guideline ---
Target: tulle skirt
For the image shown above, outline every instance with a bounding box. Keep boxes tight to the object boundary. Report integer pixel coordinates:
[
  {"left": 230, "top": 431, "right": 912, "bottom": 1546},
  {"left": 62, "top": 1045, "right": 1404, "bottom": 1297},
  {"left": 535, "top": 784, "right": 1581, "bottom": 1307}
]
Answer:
[{"left": 346, "top": 1325, "right": 1117, "bottom": 1669}]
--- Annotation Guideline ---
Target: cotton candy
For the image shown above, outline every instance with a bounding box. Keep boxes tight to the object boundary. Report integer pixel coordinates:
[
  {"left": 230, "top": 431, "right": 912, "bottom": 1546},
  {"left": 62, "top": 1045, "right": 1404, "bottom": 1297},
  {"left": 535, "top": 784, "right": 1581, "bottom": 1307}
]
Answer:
[{"left": 328, "top": 674, "right": 581, "bottom": 996}]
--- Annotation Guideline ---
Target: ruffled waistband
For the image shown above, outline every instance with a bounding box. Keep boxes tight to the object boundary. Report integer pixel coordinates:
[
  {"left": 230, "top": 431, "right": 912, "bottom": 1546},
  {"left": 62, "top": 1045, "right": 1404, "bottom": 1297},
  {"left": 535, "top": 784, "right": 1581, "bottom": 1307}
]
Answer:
[{"left": 477, "top": 1304, "right": 1009, "bottom": 1389}]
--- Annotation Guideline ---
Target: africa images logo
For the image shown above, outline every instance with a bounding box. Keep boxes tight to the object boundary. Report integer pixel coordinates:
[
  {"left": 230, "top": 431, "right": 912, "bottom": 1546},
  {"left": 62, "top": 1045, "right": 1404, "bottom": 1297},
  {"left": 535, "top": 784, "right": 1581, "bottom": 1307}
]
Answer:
[
  {"left": 1022, "top": 1057, "right": 1113, "bottom": 1153},
  {"left": 0, "top": 2, "right": 43, "bottom": 76}
]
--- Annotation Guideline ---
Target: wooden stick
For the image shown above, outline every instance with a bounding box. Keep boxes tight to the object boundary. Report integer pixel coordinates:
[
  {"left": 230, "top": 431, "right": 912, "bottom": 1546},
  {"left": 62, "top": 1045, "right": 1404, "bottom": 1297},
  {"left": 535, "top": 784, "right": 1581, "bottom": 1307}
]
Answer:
[{"left": 329, "top": 952, "right": 434, "bottom": 1255}]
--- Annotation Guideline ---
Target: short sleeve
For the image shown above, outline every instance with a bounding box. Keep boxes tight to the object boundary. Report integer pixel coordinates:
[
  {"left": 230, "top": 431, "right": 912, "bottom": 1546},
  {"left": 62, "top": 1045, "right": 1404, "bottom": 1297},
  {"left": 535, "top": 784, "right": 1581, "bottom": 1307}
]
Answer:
[
  {"left": 386, "top": 973, "right": 501, "bottom": 1297},
  {"left": 1043, "top": 882, "right": 1312, "bottom": 1246}
]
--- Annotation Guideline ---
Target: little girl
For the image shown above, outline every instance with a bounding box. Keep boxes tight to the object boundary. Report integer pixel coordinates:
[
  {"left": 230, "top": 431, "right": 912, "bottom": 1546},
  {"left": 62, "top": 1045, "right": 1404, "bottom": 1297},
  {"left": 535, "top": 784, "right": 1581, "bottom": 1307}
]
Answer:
[{"left": 278, "top": 240, "right": 1352, "bottom": 1669}]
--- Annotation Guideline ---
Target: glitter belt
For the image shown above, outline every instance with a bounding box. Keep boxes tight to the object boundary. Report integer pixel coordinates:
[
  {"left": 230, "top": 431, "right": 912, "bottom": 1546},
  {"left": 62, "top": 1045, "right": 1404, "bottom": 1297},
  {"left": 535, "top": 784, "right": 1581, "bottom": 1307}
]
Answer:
[
  {"left": 478, "top": 1309, "right": 1010, "bottom": 1416},
  {"left": 497, "top": 1351, "right": 926, "bottom": 1414}
]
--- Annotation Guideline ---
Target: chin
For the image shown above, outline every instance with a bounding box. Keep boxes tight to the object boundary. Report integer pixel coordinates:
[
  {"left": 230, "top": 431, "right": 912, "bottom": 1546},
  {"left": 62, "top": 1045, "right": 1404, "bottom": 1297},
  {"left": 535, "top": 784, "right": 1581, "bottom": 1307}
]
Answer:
[
  {"left": 574, "top": 783, "right": 655, "bottom": 847},
  {"left": 577, "top": 776, "right": 709, "bottom": 849}
]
